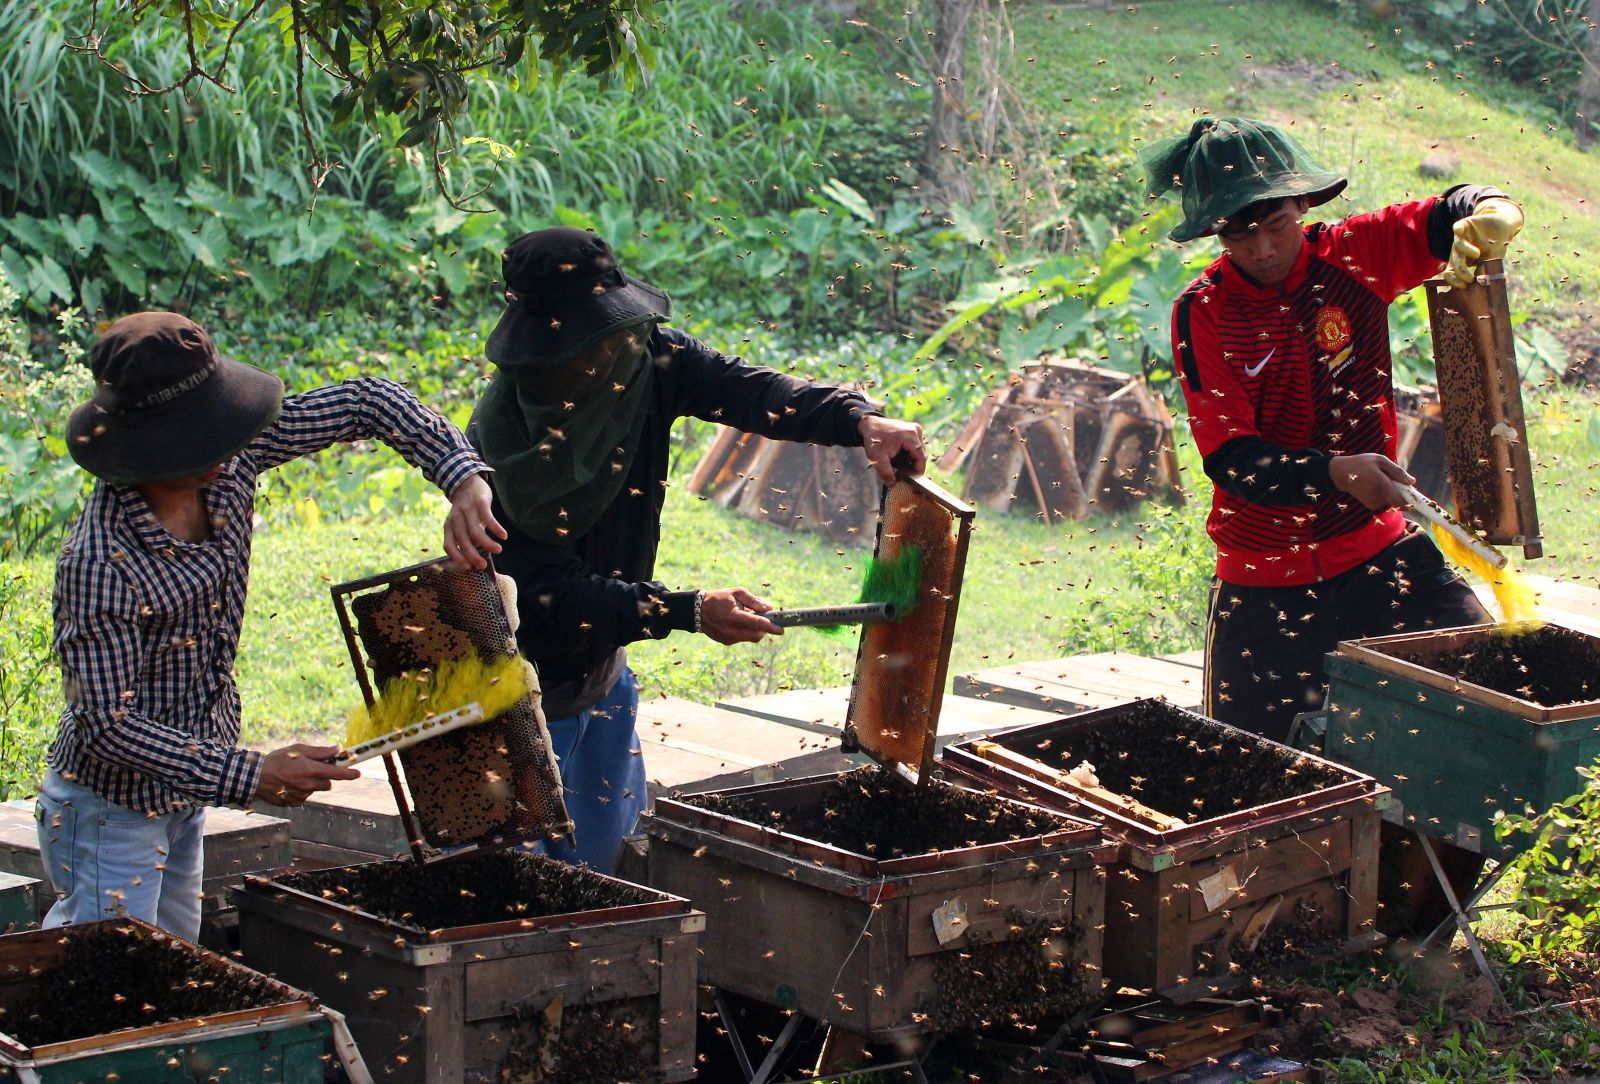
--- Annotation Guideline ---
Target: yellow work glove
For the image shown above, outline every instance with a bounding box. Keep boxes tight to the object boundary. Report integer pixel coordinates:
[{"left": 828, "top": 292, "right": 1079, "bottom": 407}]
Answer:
[{"left": 1441, "top": 197, "right": 1524, "bottom": 288}]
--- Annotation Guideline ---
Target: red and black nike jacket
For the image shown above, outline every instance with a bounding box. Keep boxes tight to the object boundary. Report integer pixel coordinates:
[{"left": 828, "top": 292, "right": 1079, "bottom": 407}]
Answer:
[{"left": 1172, "top": 185, "right": 1505, "bottom": 586}]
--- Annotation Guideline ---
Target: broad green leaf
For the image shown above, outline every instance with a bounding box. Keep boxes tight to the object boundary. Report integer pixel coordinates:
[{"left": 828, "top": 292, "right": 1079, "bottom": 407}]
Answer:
[
  {"left": 60, "top": 215, "right": 99, "bottom": 258},
  {"left": 178, "top": 218, "right": 230, "bottom": 270},
  {"left": 0, "top": 215, "right": 55, "bottom": 254},
  {"left": 819, "top": 179, "right": 874, "bottom": 224},
  {"left": 27, "top": 255, "right": 71, "bottom": 303},
  {"left": 69, "top": 150, "right": 135, "bottom": 192}
]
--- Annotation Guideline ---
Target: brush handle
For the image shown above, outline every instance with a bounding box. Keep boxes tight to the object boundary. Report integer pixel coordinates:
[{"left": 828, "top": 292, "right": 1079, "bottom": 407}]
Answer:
[
  {"left": 767, "top": 602, "right": 899, "bottom": 628},
  {"left": 1397, "top": 484, "right": 1508, "bottom": 571},
  {"left": 333, "top": 702, "right": 487, "bottom": 766}
]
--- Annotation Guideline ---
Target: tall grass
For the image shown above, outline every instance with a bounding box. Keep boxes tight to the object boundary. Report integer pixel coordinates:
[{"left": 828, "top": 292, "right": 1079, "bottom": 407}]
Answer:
[
  {"left": 1, "top": 0, "right": 876, "bottom": 230},
  {"left": 0, "top": 0, "right": 919, "bottom": 324}
]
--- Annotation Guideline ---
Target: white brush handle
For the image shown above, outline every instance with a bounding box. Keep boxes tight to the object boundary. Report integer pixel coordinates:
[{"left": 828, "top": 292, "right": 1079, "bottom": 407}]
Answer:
[
  {"left": 1397, "top": 484, "right": 1508, "bottom": 571},
  {"left": 334, "top": 702, "right": 487, "bottom": 766}
]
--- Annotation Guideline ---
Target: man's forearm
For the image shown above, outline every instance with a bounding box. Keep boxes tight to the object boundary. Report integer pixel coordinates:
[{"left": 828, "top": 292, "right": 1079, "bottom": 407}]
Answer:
[
  {"left": 1428, "top": 184, "right": 1510, "bottom": 262},
  {"left": 1202, "top": 436, "right": 1335, "bottom": 506}
]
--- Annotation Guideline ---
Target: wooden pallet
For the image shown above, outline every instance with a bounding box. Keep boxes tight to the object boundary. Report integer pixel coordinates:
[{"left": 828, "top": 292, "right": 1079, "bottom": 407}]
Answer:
[
  {"left": 0, "top": 800, "right": 291, "bottom": 907},
  {"left": 254, "top": 774, "right": 410, "bottom": 858},
  {"left": 954, "top": 651, "right": 1205, "bottom": 713},
  {"left": 637, "top": 696, "right": 845, "bottom": 794},
  {"left": 716, "top": 687, "right": 1066, "bottom": 742}
]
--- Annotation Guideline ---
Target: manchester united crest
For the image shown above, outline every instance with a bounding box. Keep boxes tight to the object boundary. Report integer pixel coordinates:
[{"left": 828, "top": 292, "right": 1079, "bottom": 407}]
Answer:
[{"left": 1314, "top": 306, "right": 1354, "bottom": 369}]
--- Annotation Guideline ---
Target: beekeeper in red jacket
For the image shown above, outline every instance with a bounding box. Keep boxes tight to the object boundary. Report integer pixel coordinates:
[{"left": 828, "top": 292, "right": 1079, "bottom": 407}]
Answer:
[{"left": 1144, "top": 116, "right": 1523, "bottom": 741}]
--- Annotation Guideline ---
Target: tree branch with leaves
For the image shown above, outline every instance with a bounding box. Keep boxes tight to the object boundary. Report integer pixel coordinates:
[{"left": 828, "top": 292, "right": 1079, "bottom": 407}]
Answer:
[{"left": 66, "top": 0, "right": 660, "bottom": 206}]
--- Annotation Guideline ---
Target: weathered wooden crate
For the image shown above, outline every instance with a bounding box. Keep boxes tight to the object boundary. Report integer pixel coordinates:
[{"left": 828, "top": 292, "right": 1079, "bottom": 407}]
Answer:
[
  {"left": 0, "top": 801, "right": 291, "bottom": 906},
  {"left": 943, "top": 700, "right": 1388, "bottom": 1001},
  {"left": 1321, "top": 623, "right": 1600, "bottom": 858},
  {"left": 644, "top": 767, "right": 1113, "bottom": 1041},
  {"left": 0, "top": 918, "right": 330, "bottom": 1082},
  {"left": 0, "top": 876, "right": 35, "bottom": 936},
  {"left": 236, "top": 848, "right": 702, "bottom": 1084},
  {"left": 0, "top": 800, "right": 292, "bottom": 948}
]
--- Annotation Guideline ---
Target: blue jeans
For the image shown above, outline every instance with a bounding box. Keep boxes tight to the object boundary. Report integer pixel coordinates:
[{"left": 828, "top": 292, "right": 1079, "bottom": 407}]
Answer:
[
  {"left": 540, "top": 668, "right": 648, "bottom": 872},
  {"left": 34, "top": 770, "right": 205, "bottom": 941}
]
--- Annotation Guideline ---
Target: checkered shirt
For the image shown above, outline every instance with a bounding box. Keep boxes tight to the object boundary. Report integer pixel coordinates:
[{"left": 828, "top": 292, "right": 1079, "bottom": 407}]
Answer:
[{"left": 49, "top": 378, "right": 486, "bottom": 814}]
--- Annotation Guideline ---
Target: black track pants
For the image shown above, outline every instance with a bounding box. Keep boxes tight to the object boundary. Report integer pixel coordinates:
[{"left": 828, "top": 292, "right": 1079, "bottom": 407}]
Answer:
[{"left": 1202, "top": 531, "right": 1489, "bottom": 742}]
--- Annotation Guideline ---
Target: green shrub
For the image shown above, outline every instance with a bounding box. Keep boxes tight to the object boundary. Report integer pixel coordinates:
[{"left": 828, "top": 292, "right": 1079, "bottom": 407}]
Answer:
[
  {"left": 1495, "top": 762, "right": 1600, "bottom": 963},
  {"left": 0, "top": 274, "right": 91, "bottom": 560},
  {"left": 1064, "top": 500, "right": 1212, "bottom": 656},
  {"left": 917, "top": 205, "right": 1204, "bottom": 397},
  {"left": 0, "top": 0, "right": 949, "bottom": 335},
  {"left": 0, "top": 564, "right": 58, "bottom": 799}
]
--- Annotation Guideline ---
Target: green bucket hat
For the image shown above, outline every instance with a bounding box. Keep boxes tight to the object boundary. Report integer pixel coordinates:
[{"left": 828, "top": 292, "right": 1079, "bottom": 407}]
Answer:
[{"left": 1140, "top": 117, "right": 1347, "bottom": 243}]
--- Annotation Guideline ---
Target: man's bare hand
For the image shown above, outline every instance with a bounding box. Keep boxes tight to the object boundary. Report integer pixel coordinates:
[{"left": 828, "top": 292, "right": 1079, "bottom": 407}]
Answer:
[
  {"left": 1329, "top": 453, "right": 1413, "bottom": 511},
  {"left": 445, "top": 473, "right": 507, "bottom": 570},
  {"left": 858, "top": 415, "right": 925, "bottom": 485},
  {"left": 256, "top": 744, "right": 360, "bottom": 807},
  {"left": 699, "top": 587, "right": 782, "bottom": 645}
]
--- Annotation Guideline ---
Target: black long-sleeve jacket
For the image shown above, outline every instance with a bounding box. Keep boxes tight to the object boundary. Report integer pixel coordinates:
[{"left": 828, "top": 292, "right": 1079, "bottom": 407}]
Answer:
[{"left": 473, "top": 326, "right": 875, "bottom": 717}]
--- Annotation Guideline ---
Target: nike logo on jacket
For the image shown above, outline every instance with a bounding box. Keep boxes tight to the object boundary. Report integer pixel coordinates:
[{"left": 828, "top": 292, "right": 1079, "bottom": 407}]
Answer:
[{"left": 1243, "top": 349, "right": 1275, "bottom": 377}]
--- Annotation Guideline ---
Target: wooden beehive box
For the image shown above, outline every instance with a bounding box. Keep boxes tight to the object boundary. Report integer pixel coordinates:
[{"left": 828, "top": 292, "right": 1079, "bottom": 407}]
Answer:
[
  {"left": 235, "top": 848, "right": 702, "bottom": 1084},
  {"left": 1321, "top": 623, "right": 1600, "bottom": 858},
  {"left": 0, "top": 875, "right": 35, "bottom": 935},
  {"left": 642, "top": 474, "right": 1114, "bottom": 1039},
  {"left": 644, "top": 767, "right": 1112, "bottom": 1040},
  {"left": 0, "top": 918, "right": 331, "bottom": 1081},
  {"left": 940, "top": 360, "right": 1183, "bottom": 522},
  {"left": 943, "top": 700, "right": 1388, "bottom": 1001}
]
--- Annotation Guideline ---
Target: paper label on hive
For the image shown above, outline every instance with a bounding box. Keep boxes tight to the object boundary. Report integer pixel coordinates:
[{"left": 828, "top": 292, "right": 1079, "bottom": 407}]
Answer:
[
  {"left": 1198, "top": 864, "right": 1242, "bottom": 913},
  {"left": 931, "top": 898, "right": 970, "bottom": 945}
]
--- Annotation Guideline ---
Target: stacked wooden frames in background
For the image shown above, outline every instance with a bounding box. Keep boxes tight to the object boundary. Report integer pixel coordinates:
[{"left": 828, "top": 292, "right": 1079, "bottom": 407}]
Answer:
[{"left": 940, "top": 360, "right": 1184, "bottom": 523}]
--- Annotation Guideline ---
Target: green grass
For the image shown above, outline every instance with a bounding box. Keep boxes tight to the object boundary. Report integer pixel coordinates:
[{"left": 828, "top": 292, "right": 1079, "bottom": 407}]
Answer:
[{"left": 1014, "top": 0, "right": 1600, "bottom": 314}]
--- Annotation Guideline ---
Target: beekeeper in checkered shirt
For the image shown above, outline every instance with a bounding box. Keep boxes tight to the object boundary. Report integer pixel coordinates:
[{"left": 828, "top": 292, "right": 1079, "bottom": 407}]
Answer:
[{"left": 36, "top": 312, "right": 507, "bottom": 940}]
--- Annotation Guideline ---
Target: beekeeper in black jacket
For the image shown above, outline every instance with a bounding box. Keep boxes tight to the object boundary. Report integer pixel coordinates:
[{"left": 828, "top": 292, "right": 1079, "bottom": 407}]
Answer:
[{"left": 469, "top": 227, "right": 924, "bottom": 870}]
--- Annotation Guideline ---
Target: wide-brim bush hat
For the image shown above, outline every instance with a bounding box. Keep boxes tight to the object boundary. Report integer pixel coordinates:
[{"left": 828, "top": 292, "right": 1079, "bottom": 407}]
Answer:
[
  {"left": 1140, "top": 116, "right": 1347, "bottom": 243},
  {"left": 485, "top": 226, "right": 672, "bottom": 369},
  {"left": 67, "top": 311, "right": 283, "bottom": 486}
]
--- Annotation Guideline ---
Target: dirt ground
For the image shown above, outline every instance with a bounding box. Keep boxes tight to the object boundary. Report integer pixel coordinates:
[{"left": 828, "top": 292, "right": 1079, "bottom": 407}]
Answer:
[{"left": 1257, "top": 950, "right": 1600, "bottom": 1068}]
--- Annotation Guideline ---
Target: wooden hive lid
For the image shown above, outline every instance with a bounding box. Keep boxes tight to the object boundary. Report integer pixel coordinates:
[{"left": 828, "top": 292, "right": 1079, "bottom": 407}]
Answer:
[{"left": 844, "top": 475, "right": 975, "bottom": 782}]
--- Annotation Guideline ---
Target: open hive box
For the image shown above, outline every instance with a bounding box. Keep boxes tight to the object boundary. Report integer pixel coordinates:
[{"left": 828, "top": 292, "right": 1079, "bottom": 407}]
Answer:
[
  {"left": 642, "top": 476, "right": 1115, "bottom": 1041},
  {"left": 237, "top": 850, "right": 701, "bottom": 1084},
  {"left": 0, "top": 918, "right": 330, "bottom": 1081},
  {"left": 235, "top": 558, "right": 702, "bottom": 1084},
  {"left": 1321, "top": 623, "right": 1600, "bottom": 859},
  {"left": 943, "top": 700, "right": 1389, "bottom": 1001}
]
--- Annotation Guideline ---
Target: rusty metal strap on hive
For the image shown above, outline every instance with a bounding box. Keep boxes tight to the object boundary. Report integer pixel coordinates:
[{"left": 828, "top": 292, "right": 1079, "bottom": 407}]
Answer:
[{"left": 332, "top": 558, "right": 571, "bottom": 853}]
